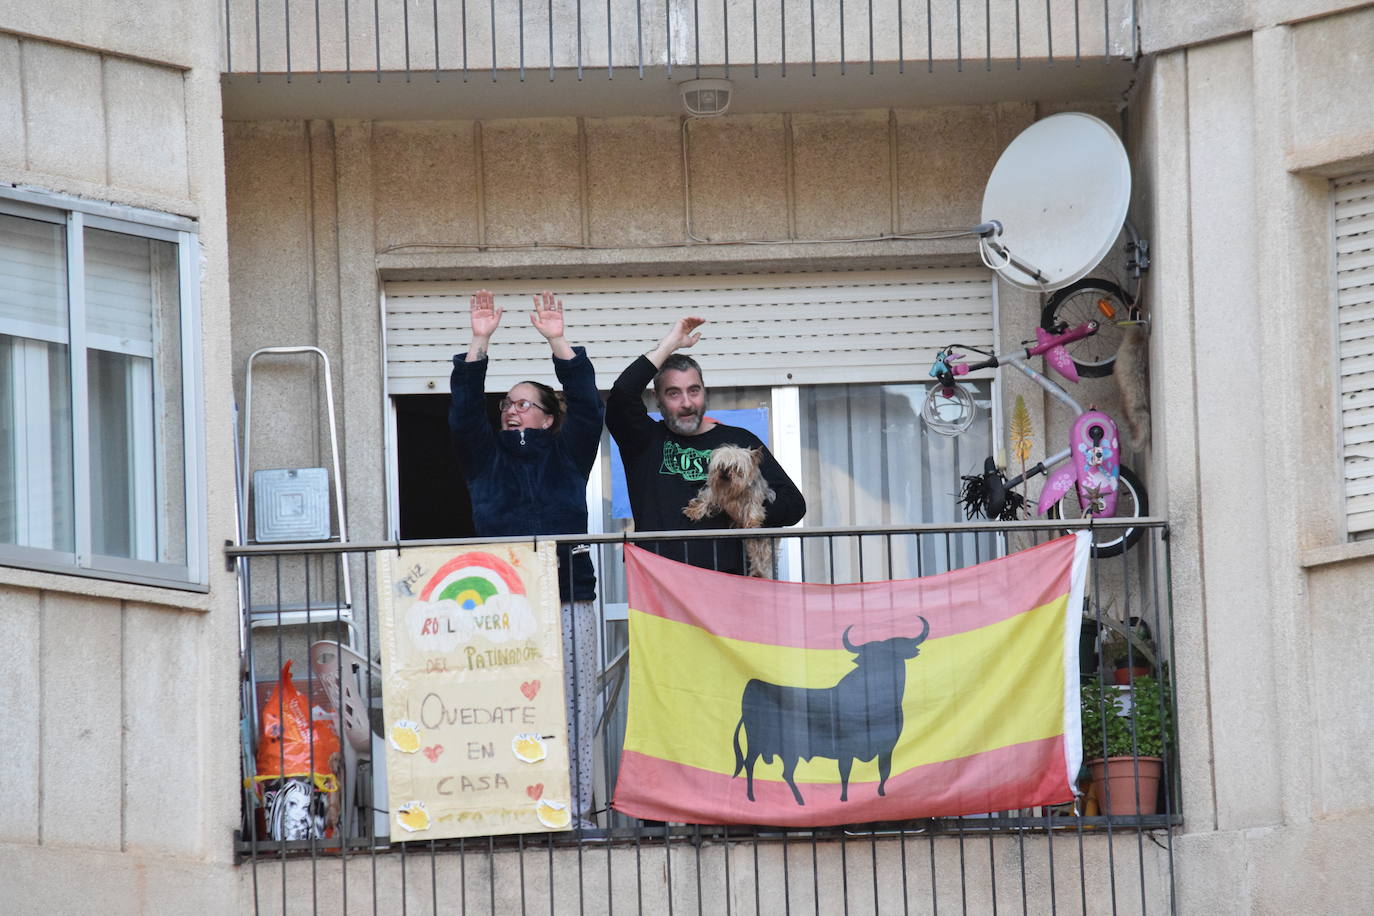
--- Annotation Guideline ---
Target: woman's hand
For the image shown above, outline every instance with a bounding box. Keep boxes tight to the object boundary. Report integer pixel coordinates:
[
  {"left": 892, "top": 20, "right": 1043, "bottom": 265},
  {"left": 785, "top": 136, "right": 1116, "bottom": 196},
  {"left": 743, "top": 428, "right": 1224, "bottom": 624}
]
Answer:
[
  {"left": 466, "top": 289, "right": 502, "bottom": 361},
  {"left": 470, "top": 289, "right": 503, "bottom": 338},
  {"left": 531, "top": 291, "right": 575, "bottom": 359}
]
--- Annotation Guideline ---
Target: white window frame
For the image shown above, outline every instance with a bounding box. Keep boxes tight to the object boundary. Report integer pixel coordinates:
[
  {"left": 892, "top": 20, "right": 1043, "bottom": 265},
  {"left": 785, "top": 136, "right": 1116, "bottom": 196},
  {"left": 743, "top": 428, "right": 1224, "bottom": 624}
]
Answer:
[{"left": 0, "top": 186, "right": 205, "bottom": 588}]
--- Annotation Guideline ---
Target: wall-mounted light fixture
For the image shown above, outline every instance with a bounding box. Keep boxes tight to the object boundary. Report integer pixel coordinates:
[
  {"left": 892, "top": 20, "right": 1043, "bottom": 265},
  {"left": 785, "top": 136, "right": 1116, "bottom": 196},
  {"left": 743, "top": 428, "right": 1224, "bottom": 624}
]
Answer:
[{"left": 679, "top": 78, "right": 733, "bottom": 118}]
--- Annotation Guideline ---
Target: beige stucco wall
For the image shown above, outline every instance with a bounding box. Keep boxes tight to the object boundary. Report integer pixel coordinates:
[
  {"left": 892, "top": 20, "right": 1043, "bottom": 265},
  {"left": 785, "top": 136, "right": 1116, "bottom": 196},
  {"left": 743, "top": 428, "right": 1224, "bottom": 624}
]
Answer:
[
  {"left": 1132, "top": 5, "right": 1374, "bottom": 912},
  {"left": 0, "top": 11, "right": 244, "bottom": 914},
  {"left": 225, "top": 100, "right": 1122, "bottom": 548}
]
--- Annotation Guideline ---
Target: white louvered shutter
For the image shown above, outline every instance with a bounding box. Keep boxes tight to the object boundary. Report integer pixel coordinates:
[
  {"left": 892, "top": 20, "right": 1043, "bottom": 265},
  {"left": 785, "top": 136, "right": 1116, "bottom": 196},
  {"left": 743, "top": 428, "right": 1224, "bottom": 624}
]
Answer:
[
  {"left": 1335, "top": 172, "right": 1374, "bottom": 538},
  {"left": 384, "top": 267, "right": 994, "bottom": 394}
]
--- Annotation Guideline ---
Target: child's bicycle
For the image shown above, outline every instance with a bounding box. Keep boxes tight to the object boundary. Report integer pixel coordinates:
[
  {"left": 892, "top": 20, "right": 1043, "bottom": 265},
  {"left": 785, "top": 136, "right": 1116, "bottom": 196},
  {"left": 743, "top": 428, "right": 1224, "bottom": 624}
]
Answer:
[
  {"left": 1036, "top": 220, "right": 1151, "bottom": 379},
  {"left": 921, "top": 321, "right": 1148, "bottom": 558}
]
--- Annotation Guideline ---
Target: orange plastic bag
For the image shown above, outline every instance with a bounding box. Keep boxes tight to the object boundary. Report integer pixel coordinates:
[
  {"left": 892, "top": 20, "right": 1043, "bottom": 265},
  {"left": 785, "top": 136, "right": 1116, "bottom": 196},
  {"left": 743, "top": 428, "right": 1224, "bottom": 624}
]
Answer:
[{"left": 255, "top": 659, "right": 342, "bottom": 792}]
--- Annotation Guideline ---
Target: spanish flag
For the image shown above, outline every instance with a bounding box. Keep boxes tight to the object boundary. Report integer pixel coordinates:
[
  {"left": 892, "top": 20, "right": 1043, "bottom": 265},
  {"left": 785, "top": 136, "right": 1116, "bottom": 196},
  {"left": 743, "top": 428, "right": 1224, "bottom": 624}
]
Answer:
[{"left": 612, "top": 532, "right": 1089, "bottom": 826}]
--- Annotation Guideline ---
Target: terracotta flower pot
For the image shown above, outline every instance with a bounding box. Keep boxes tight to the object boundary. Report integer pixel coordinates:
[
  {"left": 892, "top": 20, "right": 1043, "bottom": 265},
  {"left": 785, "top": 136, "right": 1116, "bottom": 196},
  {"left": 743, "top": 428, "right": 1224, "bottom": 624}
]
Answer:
[
  {"left": 1112, "top": 666, "right": 1152, "bottom": 685},
  {"left": 1088, "top": 756, "right": 1163, "bottom": 815}
]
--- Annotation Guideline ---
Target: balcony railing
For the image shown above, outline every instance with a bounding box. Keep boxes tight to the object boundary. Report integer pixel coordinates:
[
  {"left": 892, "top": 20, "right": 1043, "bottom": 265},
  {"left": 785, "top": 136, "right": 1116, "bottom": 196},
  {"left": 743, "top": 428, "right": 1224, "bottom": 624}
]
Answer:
[
  {"left": 222, "top": 0, "right": 1137, "bottom": 82},
  {"left": 231, "top": 518, "right": 1176, "bottom": 914}
]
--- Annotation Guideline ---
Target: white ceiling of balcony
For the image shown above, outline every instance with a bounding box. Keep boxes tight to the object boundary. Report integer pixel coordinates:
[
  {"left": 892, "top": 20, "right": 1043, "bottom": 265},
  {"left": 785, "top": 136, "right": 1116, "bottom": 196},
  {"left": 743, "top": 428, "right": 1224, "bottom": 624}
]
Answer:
[{"left": 221, "top": 59, "right": 1134, "bottom": 121}]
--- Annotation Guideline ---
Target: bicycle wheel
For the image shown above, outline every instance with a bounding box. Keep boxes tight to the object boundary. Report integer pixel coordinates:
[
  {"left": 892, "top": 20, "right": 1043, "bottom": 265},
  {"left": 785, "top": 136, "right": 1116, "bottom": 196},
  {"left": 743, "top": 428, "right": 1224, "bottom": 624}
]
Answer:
[
  {"left": 1044, "top": 464, "right": 1148, "bottom": 558},
  {"left": 1040, "top": 278, "right": 1133, "bottom": 378}
]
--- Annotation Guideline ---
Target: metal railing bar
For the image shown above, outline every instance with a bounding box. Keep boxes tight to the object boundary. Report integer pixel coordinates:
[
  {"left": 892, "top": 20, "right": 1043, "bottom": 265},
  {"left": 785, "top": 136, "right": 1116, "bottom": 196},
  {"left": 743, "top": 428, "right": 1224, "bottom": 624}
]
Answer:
[
  {"left": 235, "top": 811, "right": 1184, "bottom": 856},
  {"left": 608, "top": 0, "right": 614, "bottom": 78},
  {"left": 955, "top": 0, "right": 962, "bottom": 71},
  {"left": 665, "top": 821, "right": 676, "bottom": 916},
  {"left": 666, "top": 0, "right": 673, "bottom": 77},
  {"left": 459, "top": 836, "right": 468, "bottom": 912},
  {"left": 779, "top": 0, "right": 785, "bottom": 77},
  {"left": 363, "top": 556, "right": 381, "bottom": 910},
  {"left": 1104, "top": 0, "right": 1110, "bottom": 61},
  {"left": 637, "top": 0, "right": 644, "bottom": 77},
  {"left": 987, "top": 825, "right": 998, "bottom": 915},
  {"left": 429, "top": 838, "right": 439, "bottom": 915},
  {"left": 225, "top": 519, "right": 1172, "bottom": 559},
  {"left": 373, "top": 0, "right": 381, "bottom": 81},
  {"left": 284, "top": 0, "right": 293, "bottom": 81},
  {"left": 1074, "top": 0, "right": 1081, "bottom": 65},
  {"left": 1091, "top": 546, "right": 1122, "bottom": 915},
  {"left": 869, "top": 0, "right": 875, "bottom": 75},
  {"left": 897, "top": 0, "right": 904, "bottom": 73},
  {"left": 694, "top": 823, "right": 704, "bottom": 916},
  {"left": 577, "top": 0, "right": 584, "bottom": 79},
  {"left": 752, "top": 0, "right": 759, "bottom": 78},
  {"left": 314, "top": 0, "right": 322, "bottom": 80},
  {"left": 517, "top": 833, "right": 528, "bottom": 913},
  {"left": 549, "top": 0, "right": 555, "bottom": 81},
  {"left": 433, "top": 0, "right": 441, "bottom": 80},
  {"left": 1045, "top": 0, "right": 1053, "bottom": 64},
  {"left": 491, "top": 0, "right": 498, "bottom": 81},
  {"left": 985, "top": 0, "right": 991, "bottom": 71},
  {"left": 722, "top": 0, "right": 730, "bottom": 79},
  {"left": 226, "top": 0, "right": 233, "bottom": 74},
  {"left": 926, "top": 0, "right": 932, "bottom": 72},
  {"left": 519, "top": 0, "right": 526, "bottom": 81},
  {"left": 488, "top": 835, "right": 497, "bottom": 913},
  {"left": 1163, "top": 529, "right": 1179, "bottom": 915},
  {"left": 829, "top": 0, "right": 840, "bottom": 76},
  {"left": 694, "top": 0, "right": 701, "bottom": 79},
  {"left": 345, "top": 0, "right": 352, "bottom": 81},
  {"left": 402, "top": 0, "right": 411, "bottom": 80},
  {"left": 463, "top": 0, "right": 468, "bottom": 80},
  {"left": 1015, "top": 0, "right": 1021, "bottom": 68},
  {"left": 254, "top": 0, "right": 262, "bottom": 80}
]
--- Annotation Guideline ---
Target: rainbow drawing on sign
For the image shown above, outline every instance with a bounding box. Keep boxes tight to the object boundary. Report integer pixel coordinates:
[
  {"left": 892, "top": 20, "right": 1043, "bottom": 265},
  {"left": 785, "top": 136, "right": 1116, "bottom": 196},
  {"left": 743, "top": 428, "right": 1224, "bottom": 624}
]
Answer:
[
  {"left": 420, "top": 552, "right": 527, "bottom": 606},
  {"left": 404, "top": 551, "right": 537, "bottom": 655}
]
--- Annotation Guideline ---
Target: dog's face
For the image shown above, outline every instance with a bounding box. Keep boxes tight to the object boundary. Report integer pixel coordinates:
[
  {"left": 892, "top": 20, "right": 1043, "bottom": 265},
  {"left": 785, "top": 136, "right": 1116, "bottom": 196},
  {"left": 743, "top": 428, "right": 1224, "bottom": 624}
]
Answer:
[{"left": 707, "top": 445, "right": 763, "bottom": 496}]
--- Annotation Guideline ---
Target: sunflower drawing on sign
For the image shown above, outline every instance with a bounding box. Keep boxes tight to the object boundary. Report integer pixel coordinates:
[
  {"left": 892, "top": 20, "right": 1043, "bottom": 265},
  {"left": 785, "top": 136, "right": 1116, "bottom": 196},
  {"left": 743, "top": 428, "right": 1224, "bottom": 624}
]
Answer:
[{"left": 403, "top": 552, "right": 538, "bottom": 658}]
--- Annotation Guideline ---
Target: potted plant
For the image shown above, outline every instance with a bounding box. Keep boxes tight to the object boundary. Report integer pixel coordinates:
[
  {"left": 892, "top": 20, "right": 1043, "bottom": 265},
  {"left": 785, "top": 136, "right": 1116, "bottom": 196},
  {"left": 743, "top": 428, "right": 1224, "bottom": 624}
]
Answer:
[
  {"left": 1080, "top": 674, "right": 1170, "bottom": 815},
  {"left": 1098, "top": 616, "right": 1157, "bottom": 684}
]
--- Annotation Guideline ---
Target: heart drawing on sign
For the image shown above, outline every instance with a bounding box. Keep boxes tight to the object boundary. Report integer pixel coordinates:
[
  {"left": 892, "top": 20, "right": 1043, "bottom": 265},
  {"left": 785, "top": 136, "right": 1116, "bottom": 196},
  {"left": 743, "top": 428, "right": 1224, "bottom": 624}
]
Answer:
[
  {"left": 526, "top": 783, "right": 544, "bottom": 801},
  {"left": 520, "top": 680, "right": 541, "bottom": 700},
  {"left": 423, "top": 745, "right": 444, "bottom": 763}
]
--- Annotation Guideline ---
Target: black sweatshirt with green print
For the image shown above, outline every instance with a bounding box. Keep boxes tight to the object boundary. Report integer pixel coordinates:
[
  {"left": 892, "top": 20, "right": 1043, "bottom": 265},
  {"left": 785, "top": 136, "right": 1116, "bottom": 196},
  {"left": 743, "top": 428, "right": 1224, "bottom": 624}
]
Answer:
[{"left": 607, "top": 355, "right": 806, "bottom": 576}]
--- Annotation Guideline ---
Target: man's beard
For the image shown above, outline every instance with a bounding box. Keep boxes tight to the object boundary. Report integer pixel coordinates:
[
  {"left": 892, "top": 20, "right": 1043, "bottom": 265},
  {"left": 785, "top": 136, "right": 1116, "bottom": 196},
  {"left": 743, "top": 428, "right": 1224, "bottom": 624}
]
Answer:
[{"left": 659, "top": 397, "right": 707, "bottom": 436}]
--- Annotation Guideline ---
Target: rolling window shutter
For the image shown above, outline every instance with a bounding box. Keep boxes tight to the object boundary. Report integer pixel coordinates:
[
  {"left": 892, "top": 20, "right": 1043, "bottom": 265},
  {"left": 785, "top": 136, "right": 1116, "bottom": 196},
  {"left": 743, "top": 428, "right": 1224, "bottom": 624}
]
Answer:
[
  {"left": 384, "top": 267, "right": 994, "bottom": 395},
  {"left": 1334, "top": 172, "right": 1374, "bottom": 538}
]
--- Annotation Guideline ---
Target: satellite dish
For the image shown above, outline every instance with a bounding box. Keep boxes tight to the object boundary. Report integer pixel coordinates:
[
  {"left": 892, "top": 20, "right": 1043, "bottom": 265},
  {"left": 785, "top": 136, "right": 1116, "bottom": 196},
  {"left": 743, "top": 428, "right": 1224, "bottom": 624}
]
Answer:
[{"left": 979, "top": 112, "right": 1131, "bottom": 292}]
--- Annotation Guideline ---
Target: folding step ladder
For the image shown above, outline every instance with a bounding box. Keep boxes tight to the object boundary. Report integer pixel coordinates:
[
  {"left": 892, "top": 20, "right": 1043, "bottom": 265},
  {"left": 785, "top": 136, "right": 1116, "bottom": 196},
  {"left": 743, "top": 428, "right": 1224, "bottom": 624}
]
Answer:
[{"left": 235, "top": 346, "right": 354, "bottom": 641}]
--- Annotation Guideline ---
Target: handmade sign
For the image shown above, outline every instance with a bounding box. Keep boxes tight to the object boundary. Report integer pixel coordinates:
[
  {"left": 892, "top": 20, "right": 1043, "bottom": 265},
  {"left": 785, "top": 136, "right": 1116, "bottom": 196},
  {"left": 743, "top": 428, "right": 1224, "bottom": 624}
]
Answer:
[{"left": 377, "top": 543, "right": 572, "bottom": 839}]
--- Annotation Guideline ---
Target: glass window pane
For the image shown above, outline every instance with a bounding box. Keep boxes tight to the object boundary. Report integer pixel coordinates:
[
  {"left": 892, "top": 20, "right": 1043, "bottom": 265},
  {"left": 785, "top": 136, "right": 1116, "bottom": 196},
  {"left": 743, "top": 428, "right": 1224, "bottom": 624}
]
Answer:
[
  {"left": 0, "top": 335, "right": 75, "bottom": 552},
  {"left": 84, "top": 228, "right": 184, "bottom": 565},
  {"left": 597, "top": 385, "right": 773, "bottom": 604},
  {"left": 0, "top": 212, "right": 68, "bottom": 343},
  {"left": 0, "top": 210, "right": 74, "bottom": 553},
  {"left": 799, "top": 381, "right": 996, "bottom": 581}
]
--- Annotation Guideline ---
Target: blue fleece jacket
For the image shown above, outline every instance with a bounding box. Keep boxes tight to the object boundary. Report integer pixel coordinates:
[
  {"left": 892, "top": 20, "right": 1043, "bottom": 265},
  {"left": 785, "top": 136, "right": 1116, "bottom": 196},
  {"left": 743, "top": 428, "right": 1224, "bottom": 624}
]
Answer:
[{"left": 448, "top": 347, "right": 604, "bottom": 601}]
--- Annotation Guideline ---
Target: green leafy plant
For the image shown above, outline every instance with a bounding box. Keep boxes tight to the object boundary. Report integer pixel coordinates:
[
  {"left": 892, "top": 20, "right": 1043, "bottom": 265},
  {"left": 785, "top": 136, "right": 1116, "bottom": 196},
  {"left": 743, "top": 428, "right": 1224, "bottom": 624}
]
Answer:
[
  {"left": 1080, "top": 675, "right": 1170, "bottom": 760},
  {"left": 1098, "top": 617, "right": 1157, "bottom": 671}
]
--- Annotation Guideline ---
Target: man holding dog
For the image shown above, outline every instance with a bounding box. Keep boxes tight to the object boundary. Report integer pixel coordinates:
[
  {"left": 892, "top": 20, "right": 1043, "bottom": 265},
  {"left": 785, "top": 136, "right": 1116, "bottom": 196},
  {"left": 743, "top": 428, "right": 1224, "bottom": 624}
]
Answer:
[{"left": 607, "top": 316, "right": 806, "bottom": 576}]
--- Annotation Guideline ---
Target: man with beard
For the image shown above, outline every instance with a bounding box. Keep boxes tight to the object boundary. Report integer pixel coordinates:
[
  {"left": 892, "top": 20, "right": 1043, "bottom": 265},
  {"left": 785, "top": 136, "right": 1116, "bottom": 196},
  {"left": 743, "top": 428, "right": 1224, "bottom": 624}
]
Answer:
[{"left": 607, "top": 316, "right": 806, "bottom": 575}]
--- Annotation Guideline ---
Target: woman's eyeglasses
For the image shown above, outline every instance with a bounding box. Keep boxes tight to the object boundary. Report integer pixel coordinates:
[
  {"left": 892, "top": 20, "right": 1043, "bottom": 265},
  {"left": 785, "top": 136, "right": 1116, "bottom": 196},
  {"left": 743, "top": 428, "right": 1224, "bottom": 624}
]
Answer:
[{"left": 499, "top": 398, "right": 546, "bottom": 414}]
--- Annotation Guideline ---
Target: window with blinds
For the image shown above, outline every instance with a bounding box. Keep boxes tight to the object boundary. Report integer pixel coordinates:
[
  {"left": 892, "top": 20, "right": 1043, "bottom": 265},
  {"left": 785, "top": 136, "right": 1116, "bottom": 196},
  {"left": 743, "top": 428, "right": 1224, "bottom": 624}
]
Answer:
[
  {"left": 0, "top": 188, "right": 202, "bottom": 585},
  {"left": 383, "top": 268, "right": 995, "bottom": 395},
  {"left": 1334, "top": 172, "right": 1374, "bottom": 539}
]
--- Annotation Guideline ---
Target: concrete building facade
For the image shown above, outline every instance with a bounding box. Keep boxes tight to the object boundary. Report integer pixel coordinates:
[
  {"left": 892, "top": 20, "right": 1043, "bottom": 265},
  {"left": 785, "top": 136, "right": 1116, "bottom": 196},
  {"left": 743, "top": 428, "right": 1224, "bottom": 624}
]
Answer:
[{"left": 1, "top": 0, "right": 1372, "bottom": 912}]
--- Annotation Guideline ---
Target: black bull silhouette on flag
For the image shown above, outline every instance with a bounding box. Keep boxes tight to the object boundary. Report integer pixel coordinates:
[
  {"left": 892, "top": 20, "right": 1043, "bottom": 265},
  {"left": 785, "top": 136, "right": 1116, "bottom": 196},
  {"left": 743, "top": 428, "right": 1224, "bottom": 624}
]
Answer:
[{"left": 731, "top": 617, "right": 931, "bottom": 806}]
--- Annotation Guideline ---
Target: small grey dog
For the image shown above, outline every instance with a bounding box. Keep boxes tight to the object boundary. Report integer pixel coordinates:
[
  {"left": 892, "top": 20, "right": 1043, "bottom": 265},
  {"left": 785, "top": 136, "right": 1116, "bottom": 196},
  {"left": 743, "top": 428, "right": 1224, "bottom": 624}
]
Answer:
[{"left": 683, "top": 445, "right": 776, "bottom": 577}]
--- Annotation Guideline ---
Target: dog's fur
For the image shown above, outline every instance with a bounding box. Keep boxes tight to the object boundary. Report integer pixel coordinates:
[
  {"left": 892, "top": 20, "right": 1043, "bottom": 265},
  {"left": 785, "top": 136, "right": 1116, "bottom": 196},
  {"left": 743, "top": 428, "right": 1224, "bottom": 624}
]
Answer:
[
  {"left": 683, "top": 445, "right": 776, "bottom": 577},
  {"left": 1114, "top": 323, "right": 1151, "bottom": 451}
]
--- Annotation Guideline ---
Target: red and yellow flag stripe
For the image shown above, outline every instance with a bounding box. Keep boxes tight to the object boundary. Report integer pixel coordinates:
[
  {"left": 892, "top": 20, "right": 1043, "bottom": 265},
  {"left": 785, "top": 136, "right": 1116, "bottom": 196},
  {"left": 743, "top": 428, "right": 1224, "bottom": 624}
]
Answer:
[{"left": 613, "top": 533, "right": 1089, "bottom": 826}]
